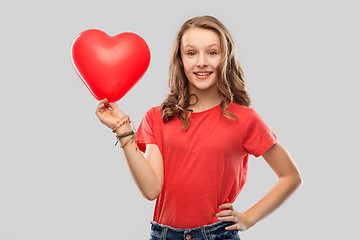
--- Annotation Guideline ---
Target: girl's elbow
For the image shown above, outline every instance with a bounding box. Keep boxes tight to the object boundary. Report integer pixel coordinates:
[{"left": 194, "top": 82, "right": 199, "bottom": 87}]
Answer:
[
  {"left": 143, "top": 191, "right": 160, "bottom": 201},
  {"left": 282, "top": 172, "right": 302, "bottom": 190},
  {"left": 142, "top": 186, "right": 162, "bottom": 201},
  {"left": 295, "top": 173, "right": 303, "bottom": 187},
  {"left": 139, "top": 178, "right": 163, "bottom": 201},
  {"left": 291, "top": 171, "right": 303, "bottom": 189}
]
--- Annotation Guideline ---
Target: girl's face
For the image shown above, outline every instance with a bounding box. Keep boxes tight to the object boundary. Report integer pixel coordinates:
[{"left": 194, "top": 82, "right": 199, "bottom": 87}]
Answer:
[{"left": 180, "top": 28, "right": 222, "bottom": 93}]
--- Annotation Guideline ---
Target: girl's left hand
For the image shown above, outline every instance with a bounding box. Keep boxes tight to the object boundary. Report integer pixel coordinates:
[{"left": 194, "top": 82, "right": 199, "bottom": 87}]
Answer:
[{"left": 216, "top": 203, "right": 253, "bottom": 231}]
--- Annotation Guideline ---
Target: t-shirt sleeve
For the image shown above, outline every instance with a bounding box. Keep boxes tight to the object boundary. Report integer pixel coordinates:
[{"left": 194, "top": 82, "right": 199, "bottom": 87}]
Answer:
[
  {"left": 243, "top": 109, "right": 277, "bottom": 157},
  {"left": 136, "top": 107, "right": 158, "bottom": 153}
]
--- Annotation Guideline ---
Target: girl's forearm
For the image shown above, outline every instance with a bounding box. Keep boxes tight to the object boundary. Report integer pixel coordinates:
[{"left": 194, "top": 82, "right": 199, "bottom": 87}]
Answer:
[
  {"left": 116, "top": 127, "right": 162, "bottom": 201},
  {"left": 245, "top": 174, "right": 302, "bottom": 227}
]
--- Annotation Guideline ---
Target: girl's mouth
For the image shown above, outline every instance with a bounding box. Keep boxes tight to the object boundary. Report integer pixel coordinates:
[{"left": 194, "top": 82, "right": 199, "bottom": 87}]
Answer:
[{"left": 194, "top": 71, "right": 213, "bottom": 76}]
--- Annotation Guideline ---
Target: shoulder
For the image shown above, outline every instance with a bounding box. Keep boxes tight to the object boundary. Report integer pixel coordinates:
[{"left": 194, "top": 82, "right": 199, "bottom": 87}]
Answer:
[
  {"left": 227, "top": 102, "right": 267, "bottom": 126},
  {"left": 228, "top": 102, "right": 256, "bottom": 116},
  {"left": 145, "top": 106, "right": 162, "bottom": 116},
  {"left": 143, "top": 106, "right": 163, "bottom": 123}
]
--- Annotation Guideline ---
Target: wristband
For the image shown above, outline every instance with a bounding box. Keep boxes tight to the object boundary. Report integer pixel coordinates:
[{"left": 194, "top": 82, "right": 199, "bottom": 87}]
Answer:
[{"left": 115, "top": 131, "right": 135, "bottom": 146}]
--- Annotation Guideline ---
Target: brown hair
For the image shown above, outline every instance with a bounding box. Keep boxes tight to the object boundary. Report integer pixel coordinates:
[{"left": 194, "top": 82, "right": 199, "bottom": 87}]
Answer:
[{"left": 161, "top": 15, "right": 251, "bottom": 129}]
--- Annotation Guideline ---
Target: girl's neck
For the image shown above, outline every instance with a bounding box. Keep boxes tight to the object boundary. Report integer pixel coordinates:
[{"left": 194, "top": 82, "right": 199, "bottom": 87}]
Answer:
[{"left": 188, "top": 86, "right": 223, "bottom": 113}]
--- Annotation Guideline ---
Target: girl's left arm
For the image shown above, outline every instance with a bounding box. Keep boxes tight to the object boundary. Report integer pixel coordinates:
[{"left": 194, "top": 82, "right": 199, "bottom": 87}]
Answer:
[{"left": 217, "top": 142, "right": 302, "bottom": 231}]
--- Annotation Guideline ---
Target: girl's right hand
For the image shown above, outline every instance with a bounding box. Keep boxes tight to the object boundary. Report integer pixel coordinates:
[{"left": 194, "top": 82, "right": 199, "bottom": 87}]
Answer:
[{"left": 95, "top": 99, "right": 126, "bottom": 130}]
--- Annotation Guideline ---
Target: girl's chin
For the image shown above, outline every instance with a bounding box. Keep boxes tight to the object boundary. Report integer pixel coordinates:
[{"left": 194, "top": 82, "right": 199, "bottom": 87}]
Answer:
[{"left": 189, "top": 82, "right": 218, "bottom": 92}]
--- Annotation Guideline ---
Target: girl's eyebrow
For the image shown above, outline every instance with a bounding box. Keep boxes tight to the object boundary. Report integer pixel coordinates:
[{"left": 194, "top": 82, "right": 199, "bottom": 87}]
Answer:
[
  {"left": 183, "top": 43, "right": 220, "bottom": 48},
  {"left": 208, "top": 43, "right": 220, "bottom": 48}
]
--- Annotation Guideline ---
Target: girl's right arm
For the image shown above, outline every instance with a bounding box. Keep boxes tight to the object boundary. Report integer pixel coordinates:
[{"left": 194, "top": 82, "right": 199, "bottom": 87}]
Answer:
[{"left": 95, "top": 99, "right": 164, "bottom": 201}]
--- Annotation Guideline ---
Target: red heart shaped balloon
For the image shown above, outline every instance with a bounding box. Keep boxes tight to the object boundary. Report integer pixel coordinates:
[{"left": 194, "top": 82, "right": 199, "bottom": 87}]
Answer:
[{"left": 71, "top": 29, "right": 151, "bottom": 102}]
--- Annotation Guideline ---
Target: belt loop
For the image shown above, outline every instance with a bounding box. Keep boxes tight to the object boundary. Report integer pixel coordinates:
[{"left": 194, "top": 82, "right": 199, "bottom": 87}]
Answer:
[
  {"left": 205, "top": 226, "right": 211, "bottom": 240},
  {"left": 161, "top": 227, "right": 168, "bottom": 240},
  {"left": 200, "top": 226, "right": 211, "bottom": 240}
]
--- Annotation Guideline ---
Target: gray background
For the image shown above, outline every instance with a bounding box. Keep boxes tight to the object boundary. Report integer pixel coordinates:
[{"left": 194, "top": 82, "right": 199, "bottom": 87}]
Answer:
[{"left": 1, "top": 0, "right": 359, "bottom": 239}]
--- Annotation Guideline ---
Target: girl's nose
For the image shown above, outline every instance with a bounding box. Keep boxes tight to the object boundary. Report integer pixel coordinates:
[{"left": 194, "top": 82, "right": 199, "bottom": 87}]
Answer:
[{"left": 197, "top": 53, "right": 208, "bottom": 67}]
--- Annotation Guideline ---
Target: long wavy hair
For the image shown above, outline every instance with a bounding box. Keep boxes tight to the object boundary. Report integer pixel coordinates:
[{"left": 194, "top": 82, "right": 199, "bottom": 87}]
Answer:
[{"left": 161, "top": 16, "right": 251, "bottom": 130}]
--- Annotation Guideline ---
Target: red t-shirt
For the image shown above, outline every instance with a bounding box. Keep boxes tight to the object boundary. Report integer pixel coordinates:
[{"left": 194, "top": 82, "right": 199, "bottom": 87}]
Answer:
[{"left": 136, "top": 102, "right": 277, "bottom": 229}]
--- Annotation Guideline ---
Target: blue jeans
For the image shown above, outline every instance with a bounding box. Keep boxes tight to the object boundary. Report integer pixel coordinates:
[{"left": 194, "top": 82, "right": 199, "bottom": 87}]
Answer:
[{"left": 150, "top": 221, "right": 240, "bottom": 240}]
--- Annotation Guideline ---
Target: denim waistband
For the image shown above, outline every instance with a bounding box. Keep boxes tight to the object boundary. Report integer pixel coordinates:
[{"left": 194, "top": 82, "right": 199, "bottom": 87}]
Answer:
[{"left": 150, "top": 221, "right": 239, "bottom": 240}]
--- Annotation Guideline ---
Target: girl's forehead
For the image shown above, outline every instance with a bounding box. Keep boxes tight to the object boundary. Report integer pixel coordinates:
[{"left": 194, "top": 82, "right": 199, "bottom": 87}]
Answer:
[{"left": 181, "top": 28, "right": 220, "bottom": 48}]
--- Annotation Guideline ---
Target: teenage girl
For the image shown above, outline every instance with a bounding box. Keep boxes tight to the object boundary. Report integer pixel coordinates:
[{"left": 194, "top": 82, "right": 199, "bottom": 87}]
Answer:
[{"left": 95, "top": 15, "right": 302, "bottom": 240}]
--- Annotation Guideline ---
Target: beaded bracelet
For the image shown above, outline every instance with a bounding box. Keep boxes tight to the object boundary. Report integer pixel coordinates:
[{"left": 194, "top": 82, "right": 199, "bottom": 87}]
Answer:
[
  {"left": 112, "top": 115, "right": 130, "bottom": 133},
  {"left": 112, "top": 116, "right": 137, "bottom": 149}
]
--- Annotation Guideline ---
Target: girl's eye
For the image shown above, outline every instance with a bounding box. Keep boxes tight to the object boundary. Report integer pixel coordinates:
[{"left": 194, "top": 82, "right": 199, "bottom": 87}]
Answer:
[
  {"left": 188, "top": 51, "right": 196, "bottom": 56},
  {"left": 209, "top": 51, "right": 217, "bottom": 56}
]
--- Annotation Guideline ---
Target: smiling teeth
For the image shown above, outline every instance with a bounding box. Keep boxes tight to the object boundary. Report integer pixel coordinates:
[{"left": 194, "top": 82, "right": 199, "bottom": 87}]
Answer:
[{"left": 195, "top": 72, "right": 211, "bottom": 76}]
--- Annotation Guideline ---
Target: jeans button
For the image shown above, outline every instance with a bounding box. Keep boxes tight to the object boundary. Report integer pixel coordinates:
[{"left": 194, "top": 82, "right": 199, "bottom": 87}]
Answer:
[{"left": 186, "top": 235, "right": 191, "bottom": 240}]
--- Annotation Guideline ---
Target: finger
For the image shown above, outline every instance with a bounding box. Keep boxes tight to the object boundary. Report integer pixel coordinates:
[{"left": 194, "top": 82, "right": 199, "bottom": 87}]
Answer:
[
  {"left": 218, "top": 203, "right": 233, "bottom": 210},
  {"left": 226, "top": 224, "right": 248, "bottom": 232},
  {"left": 109, "top": 102, "right": 119, "bottom": 109},
  {"left": 225, "top": 223, "right": 240, "bottom": 231},
  {"left": 98, "top": 98, "right": 108, "bottom": 106},
  {"left": 217, "top": 215, "right": 237, "bottom": 223},
  {"left": 96, "top": 99, "right": 108, "bottom": 110},
  {"left": 108, "top": 102, "right": 119, "bottom": 110},
  {"left": 237, "top": 225, "right": 248, "bottom": 231},
  {"left": 101, "top": 99, "right": 110, "bottom": 109},
  {"left": 95, "top": 106, "right": 103, "bottom": 115},
  {"left": 95, "top": 100, "right": 109, "bottom": 116},
  {"left": 215, "top": 210, "right": 233, "bottom": 217}
]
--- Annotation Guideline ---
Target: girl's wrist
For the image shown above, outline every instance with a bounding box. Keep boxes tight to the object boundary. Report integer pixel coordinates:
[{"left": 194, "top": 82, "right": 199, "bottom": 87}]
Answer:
[
  {"left": 115, "top": 130, "right": 136, "bottom": 148},
  {"left": 114, "top": 121, "right": 133, "bottom": 135},
  {"left": 243, "top": 210, "right": 258, "bottom": 229},
  {"left": 112, "top": 115, "right": 130, "bottom": 133},
  {"left": 112, "top": 115, "right": 137, "bottom": 149}
]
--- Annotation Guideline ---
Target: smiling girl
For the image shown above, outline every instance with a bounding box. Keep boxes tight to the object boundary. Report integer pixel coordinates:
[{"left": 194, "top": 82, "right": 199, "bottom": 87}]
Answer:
[{"left": 95, "top": 16, "right": 302, "bottom": 240}]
